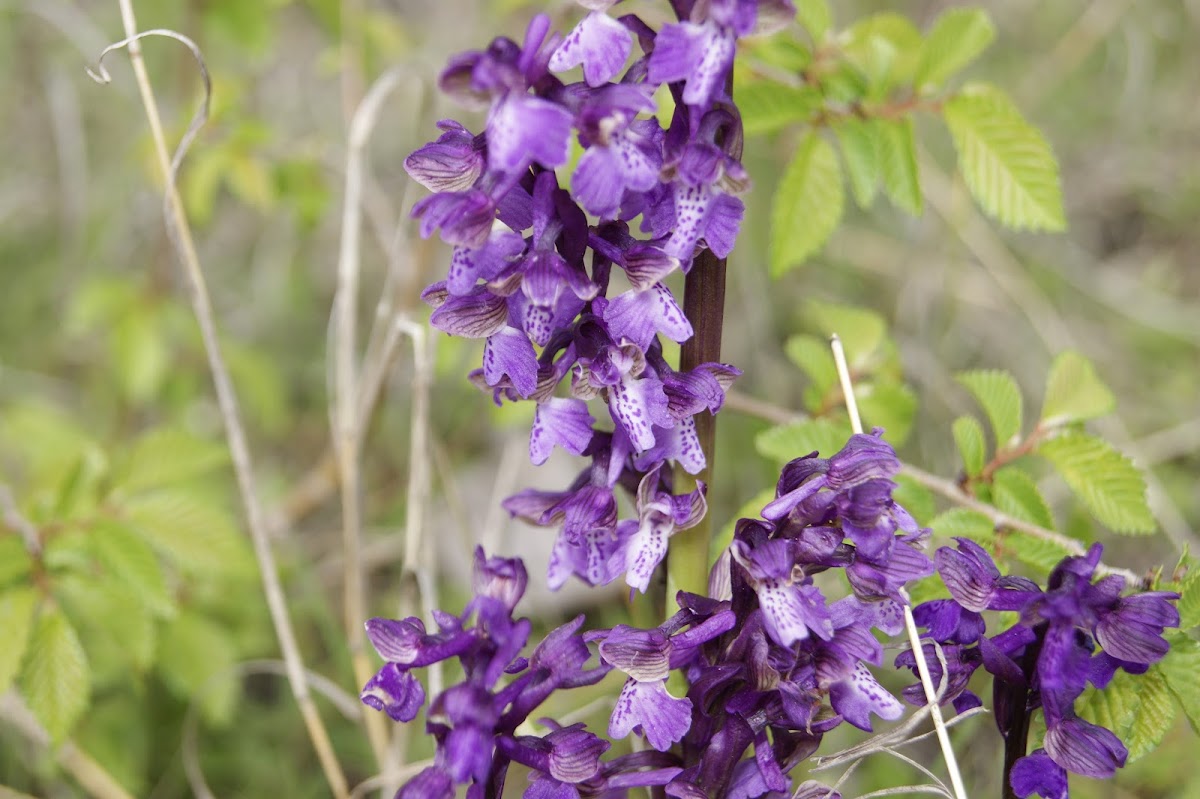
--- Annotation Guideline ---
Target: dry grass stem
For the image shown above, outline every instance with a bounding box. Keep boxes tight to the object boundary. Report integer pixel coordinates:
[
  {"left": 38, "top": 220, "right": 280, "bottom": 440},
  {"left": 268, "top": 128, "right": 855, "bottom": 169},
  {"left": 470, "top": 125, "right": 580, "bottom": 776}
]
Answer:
[
  {"left": 0, "top": 693, "right": 134, "bottom": 799},
  {"left": 831, "top": 335, "right": 969, "bottom": 799},
  {"left": 90, "top": 6, "right": 349, "bottom": 795}
]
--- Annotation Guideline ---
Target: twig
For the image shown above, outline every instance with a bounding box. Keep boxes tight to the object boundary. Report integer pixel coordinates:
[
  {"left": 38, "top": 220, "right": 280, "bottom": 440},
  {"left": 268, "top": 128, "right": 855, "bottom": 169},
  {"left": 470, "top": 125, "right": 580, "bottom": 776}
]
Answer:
[
  {"left": 0, "top": 693, "right": 134, "bottom": 799},
  {"left": 899, "top": 462, "right": 1141, "bottom": 583},
  {"left": 0, "top": 784, "right": 40, "bottom": 799},
  {"left": 0, "top": 484, "right": 41, "bottom": 555},
  {"left": 830, "top": 336, "right": 969, "bottom": 799},
  {"left": 332, "top": 64, "right": 410, "bottom": 775},
  {"left": 88, "top": 10, "right": 349, "bottom": 797},
  {"left": 721, "top": 375, "right": 1148, "bottom": 584}
]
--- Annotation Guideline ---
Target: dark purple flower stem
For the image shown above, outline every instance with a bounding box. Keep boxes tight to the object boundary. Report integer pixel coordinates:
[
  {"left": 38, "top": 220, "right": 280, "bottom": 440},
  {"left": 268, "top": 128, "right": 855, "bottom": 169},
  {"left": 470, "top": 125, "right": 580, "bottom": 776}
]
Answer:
[{"left": 999, "top": 628, "right": 1044, "bottom": 799}]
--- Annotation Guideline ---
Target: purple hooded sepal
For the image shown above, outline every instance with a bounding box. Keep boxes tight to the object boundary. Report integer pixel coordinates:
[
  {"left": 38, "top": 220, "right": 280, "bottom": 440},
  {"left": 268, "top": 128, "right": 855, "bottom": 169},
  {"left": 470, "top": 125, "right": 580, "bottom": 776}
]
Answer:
[
  {"left": 1009, "top": 750, "right": 1068, "bottom": 799},
  {"left": 1044, "top": 716, "right": 1128, "bottom": 779},
  {"left": 360, "top": 662, "right": 425, "bottom": 722},
  {"left": 471, "top": 546, "right": 529, "bottom": 613}
]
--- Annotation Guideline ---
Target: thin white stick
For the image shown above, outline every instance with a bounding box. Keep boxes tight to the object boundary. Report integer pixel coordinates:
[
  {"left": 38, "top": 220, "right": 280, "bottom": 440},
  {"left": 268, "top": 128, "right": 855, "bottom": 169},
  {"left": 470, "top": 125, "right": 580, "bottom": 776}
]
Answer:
[
  {"left": 830, "top": 335, "right": 969, "bottom": 799},
  {"left": 94, "top": 8, "right": 348, "bottom": 796}
]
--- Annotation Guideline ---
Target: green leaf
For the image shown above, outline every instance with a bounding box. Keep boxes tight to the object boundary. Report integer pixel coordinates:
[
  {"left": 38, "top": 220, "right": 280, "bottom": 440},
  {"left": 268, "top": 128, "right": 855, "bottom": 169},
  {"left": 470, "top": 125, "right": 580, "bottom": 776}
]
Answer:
[
  {"left": 795, "top": 0, "right": 832, "bottom": 41},
  {"left": 1037, "top": 433, "right": 1155, "bottom": 534},
  {"left": 1161, "top": 633, "right": 1200, "bottom": 733},
  {"left": 992, "top": 466, "right": 1055, "bottom": 529},
  {"left": 842, "top": 14, "right": 922, "bottom": 95},
  {"left": 878, "top": 117, "right": 922, "bottom": 214},
  {"left": 118, "top": 427, "right": 229, "bottom": 495},
  {"left": 0, "top": 535, "right": 34, "bottom": 588},
  {"left": 833, "top": 118, "right": 881, "bottom": 207},
  {"left": 785, "top": 334, "right": 838, "bottom": 395},
  {"left": 858, "top": 382, "right": 917, "bottom": 445},
  {"left": 19, "top": 605, "right": 91, "bottom": 742},
  {"left": 124, "top": 491, "right": 254, "bottom": 577},
  {"left": 956, "top": 369, "right": 1023, "bottom": 449},
  {"left": 0, "top": 587, "right": 39, "bottom": 695},
  {"left": 1040, "top": 351, "right": 1116, "bottom": 425},
  {"left": 157, "top": 610, "right": 240, "bottom": 726},
  {"left": 770, "top": 132, "right": 844, "bottom": 276},
  {"left": 55, "top": 574, "right": 157, "bottom": 681},
  {"left": 737, "top": 81, "right": 822, "bottom": 136},
  {"left": 1176, "top": 571, "right": 1200, "bottom": 629},
  {"left": 943, "top": 84, "right": 1065, "bottom": 231},
  {"left": 1124, "top": 666, "right": 1176, "bottom": 761},
  {"left": 892, "top": 475, "right": 936, "bottom": 526},
  {"left": 802, "top": 302, "right": 886, "bottom": 368},
  {"left": 914, "top": 8, "right": 996, "bottom": 89},
  {"left": 952, "top": 416, "right": 986, "bottom": 477},
  {"left": 756, "top": 418, "right": 852, "bottom": 466},
  {"left": 930, "top": 508, "right": 995, "bottom": 544},
  {"left": 1078, "top": 668, "right": 1137, "bottom": 741},
  {"left": 90, "top": 521, "right": 175, "bottom": 618},
  {"left": 1002, "top": 531, "right": 1074, "bottom": 572}
]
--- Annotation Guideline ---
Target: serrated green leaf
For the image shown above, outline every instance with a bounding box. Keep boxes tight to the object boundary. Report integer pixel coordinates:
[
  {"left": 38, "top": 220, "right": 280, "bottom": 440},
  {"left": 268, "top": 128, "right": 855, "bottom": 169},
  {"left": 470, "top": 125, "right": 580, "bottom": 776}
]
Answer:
[
  {"left": 90, "top": 521, "right": 175, "bottom": 618},
  {"left": 858, "top": 382, "right": 917, "bottom": 445},
  {"left": 157, "top": 610, "right": 239, "bottom": 726},
  {"left": 833, "top": 118, "right": 881, "bottom": 207},
  {"left": 958, "top": 371, "right": 1024, "bottom": 448},
  {"left": 930, "top": 508, "right": 994, "bottom": 543},
  {"left": 737, "top": 81, "right": 822, "bottom": 136},
  {"left": 1002, "top": 531, "right": 1074, "bottom": 572},
  {"left": 803, "top": 302, "right": 886, "bottom": 367},
  {"left": 1078, "top": 668, "right": 1137, "bottom": 739},
  {"left": 19, "top": 605, "right": 91, "bottom": 742},
  {"left": 55, "top": 574, "right": 157, "bottom": 681},
  {"left": 956, "top": 369, "right": 1023, "bottom": 449},
  {"left": 0, "top": 587, "right": 39, "bottom": 695},
  {"left": 992, "top": 466, "right": 1055, "bottom": 529},
  {"left": 914, "top": 8, "right": 996, "bottom": 89},
  {"left": 785, "top": 334, "right": 838, "bottom": 395},
  {"left": 1125, "top": 666, "right": 1176, "bottom": 761},
  {"left": 756, "top": 418, "right": 853, "bottom": 466},
  {"left": 1176, "top": 571, "right": 1200, "bottom": 629},
  {"left": 1161, "top": 633, "right": 1200, "bottom": 733},
  {"left": 1040, "top": 351, "right": 1116, "bottom": 425},
  {"left": 0, "top": 535, "right": 34, "bottom": 588},
  {"left": 124, "top": 491, "right": 254, "bottom": 577},
  {"left": 878, "top": 117, "right": 922, "bottom": 214},
  {"left": 1037, "top": 433, "right": 1155, "bottom": 534},
  {"left": 118, "top": 428, "right": 229, "bottom": 495},
  {"left": 943, "top": 84, "right": 1065, "bottom": 231},
  {"left": 770, "top": 132, "right": 844, "bottom": 276},
  {"left": 795, "top": 0, "right": 832, "bottom": 41},
  {"left": 892, "top": 475, "right": 936, "bottom": 526},
  {"left": 952, "top": 416, "right": 986, "bottom": 477},
  {"left": 843, "top": 14, "right": 922, "bottom": 95}
]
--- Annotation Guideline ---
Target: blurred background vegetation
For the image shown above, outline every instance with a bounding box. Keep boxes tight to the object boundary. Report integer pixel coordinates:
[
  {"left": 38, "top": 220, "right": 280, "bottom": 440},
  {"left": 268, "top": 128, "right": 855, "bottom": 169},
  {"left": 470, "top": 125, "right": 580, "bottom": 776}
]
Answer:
[{"left": 0, "top": 0, "right": 1197, "bottom": 797}]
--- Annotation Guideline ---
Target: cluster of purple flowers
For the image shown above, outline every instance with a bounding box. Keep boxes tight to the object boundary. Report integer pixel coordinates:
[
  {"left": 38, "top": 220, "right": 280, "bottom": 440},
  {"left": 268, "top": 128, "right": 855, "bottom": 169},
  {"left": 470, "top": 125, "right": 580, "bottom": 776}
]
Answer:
[
  {"left": 900, "top": 539, "right": 1181, "bottom": 799},
  {"left": 362, "top": 547, "right": 690, "bottom": 798},
  {"left": 362, "top": 431, "right": 930, "bottom": 798},
  {"left": 408, "top": 0, "right": 797, "bottom": 594}
]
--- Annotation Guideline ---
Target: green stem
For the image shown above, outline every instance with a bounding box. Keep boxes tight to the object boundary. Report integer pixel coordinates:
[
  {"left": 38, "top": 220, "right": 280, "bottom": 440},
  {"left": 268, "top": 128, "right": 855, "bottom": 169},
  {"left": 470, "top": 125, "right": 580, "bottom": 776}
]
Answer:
[{"left": 667, "top": 247, "right": 728, "bottom": 608}]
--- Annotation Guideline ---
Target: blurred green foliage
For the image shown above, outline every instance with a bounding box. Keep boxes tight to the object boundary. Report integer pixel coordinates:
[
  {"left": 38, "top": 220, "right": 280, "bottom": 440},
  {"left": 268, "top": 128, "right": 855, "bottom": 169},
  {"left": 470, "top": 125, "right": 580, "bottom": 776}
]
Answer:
[{"left": 0, "top": 0, "right": 1197, "bottom": 797}]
